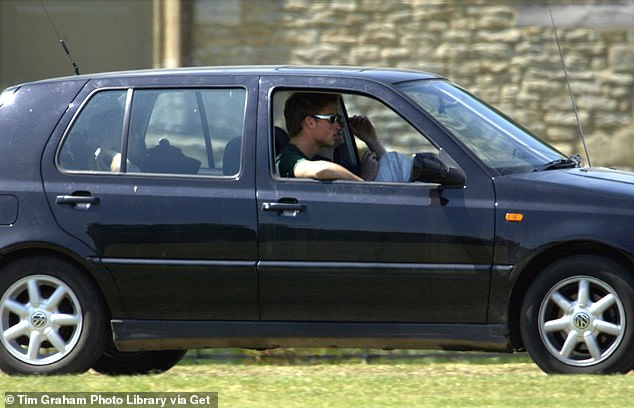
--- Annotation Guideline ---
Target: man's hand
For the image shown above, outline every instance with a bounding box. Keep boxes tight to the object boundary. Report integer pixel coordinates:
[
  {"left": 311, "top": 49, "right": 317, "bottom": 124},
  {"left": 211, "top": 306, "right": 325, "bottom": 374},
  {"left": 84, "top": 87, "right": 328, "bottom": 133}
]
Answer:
[
  {"left": 360, "top": 150, "right": 378, "bottom": 181},
  {"left": 349, "top": 115, "right": 386, "bottom": 159},
  {"left": 349, "top": 115, "right": 377, "bottom": 140}
]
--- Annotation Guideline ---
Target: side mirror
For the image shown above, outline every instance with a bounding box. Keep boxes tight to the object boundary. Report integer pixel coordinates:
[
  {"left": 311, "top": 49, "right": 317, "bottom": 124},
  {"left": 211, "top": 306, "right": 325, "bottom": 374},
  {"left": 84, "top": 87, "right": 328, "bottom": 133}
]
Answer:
[{"left": 410, "top": 153, "right": 466, "bottom": 186}]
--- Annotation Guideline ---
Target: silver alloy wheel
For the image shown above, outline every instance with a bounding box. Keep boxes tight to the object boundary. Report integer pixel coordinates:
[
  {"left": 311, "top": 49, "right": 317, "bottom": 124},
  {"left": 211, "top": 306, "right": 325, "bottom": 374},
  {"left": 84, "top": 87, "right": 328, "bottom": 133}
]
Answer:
[
  {"left": 538, "top": 275, "right": 625, "bottom": 367},
  {"left": 0, "top": 275, "right": 83, "bottom": 366}
]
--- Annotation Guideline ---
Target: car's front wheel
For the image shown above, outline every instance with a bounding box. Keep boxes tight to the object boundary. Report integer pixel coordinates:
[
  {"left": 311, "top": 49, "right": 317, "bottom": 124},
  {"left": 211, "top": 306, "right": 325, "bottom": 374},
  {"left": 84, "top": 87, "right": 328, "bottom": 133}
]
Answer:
[
  {"left": 520, "top": 255, "right": 634, "bottom": 374},
  {"left": 0, "top": 257, "right": 107, "bottom": 375}
]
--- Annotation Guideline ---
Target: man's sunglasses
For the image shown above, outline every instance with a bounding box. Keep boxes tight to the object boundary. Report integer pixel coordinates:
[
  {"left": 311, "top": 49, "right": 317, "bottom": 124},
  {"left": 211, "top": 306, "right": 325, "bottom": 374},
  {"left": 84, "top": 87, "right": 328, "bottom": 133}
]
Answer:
[{"left": 311, "top": 113, "right": 343, "bottom": 124}]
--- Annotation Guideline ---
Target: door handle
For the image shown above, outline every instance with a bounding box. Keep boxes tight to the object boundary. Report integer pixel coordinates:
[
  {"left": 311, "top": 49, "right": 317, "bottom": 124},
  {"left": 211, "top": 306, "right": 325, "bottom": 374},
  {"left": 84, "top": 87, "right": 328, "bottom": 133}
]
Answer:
[
  {"left": 262, "top": 201, "right": 306, "bottom": 216},
  {"left": 56, "top": 194, "right": 100, "bottom": 209},
  {"left": 262, "top": 202, "right": 307, "bottom": 212}
]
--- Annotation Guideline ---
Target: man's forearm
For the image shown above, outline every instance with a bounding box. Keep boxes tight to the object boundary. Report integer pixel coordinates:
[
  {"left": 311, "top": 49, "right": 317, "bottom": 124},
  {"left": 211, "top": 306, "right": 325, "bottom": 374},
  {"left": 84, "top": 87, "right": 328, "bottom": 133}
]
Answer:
[{"left": 295, "top": 160, "right": 363, "bottom": 181}]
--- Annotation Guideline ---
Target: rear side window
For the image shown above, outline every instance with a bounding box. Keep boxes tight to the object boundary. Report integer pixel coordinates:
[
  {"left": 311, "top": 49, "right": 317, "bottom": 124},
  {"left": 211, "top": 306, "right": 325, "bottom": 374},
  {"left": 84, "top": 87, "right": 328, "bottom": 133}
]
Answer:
[
  {"left": 58, "top": 90, "right": 126, "bottom": 172},
  {"left": 58, "top": 88, "right": 246, "bottom": 177}
]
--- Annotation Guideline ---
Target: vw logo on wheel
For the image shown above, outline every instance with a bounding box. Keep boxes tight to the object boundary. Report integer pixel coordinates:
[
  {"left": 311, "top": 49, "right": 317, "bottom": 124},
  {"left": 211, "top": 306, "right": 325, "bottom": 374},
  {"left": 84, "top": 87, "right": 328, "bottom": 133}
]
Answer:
[
  {"left": 30, "top": 311, "right": 48, "bottom": 328},
  {"left": 573, "top": 312, "right": 591, "bottom": 330}
]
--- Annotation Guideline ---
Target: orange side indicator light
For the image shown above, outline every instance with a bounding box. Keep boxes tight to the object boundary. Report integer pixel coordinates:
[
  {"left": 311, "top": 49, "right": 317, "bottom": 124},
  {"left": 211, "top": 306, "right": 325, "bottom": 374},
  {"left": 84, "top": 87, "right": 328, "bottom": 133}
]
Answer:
[{"left": 505, "top": 212, "right": 524, "bottom": 222}]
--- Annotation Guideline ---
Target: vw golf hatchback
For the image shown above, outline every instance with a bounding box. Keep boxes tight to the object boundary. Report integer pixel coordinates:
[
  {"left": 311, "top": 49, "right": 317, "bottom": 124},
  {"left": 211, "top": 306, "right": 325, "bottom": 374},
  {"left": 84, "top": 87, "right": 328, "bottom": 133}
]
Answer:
[{"left": 0, "top": 66, "right": 633, "bottom": 375}]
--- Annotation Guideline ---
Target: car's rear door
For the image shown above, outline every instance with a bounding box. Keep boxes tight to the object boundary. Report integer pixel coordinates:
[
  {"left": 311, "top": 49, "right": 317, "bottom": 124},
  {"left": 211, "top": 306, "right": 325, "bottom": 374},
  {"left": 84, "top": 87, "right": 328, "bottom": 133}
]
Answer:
[
  {"left": 42, "top": 74, "right": 259, "bottom": 320},
  {"left": 256, "top": 76, "right": 495, "bottom": 323}
]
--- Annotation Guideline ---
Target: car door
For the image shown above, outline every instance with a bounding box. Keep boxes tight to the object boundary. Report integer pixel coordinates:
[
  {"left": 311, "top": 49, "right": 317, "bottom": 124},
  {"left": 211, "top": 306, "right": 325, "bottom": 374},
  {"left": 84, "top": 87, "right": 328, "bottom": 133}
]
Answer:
[
  {"left": 42, "top": 75, "right": 259, "bottom": 320},
  {"left": 256, "top": 76, "right": 496, "bottom": 323}
]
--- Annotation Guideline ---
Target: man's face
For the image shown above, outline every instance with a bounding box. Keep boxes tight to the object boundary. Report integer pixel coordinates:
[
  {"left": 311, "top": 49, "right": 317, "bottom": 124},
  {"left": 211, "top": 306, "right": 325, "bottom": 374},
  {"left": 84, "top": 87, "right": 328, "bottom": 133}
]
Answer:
[{"left": 311, "top": 103, "right": 343, "bottom": 147}]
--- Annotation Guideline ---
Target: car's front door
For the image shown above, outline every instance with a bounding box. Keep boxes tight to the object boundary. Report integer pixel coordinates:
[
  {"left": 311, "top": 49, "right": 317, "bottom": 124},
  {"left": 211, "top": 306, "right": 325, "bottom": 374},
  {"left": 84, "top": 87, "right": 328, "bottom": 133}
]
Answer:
[
  {"left": 256, "top": 78, "right": 495, "bottom": 323},
  {"left": 42, "top": 76, "right": 259, "bottom": 320}
]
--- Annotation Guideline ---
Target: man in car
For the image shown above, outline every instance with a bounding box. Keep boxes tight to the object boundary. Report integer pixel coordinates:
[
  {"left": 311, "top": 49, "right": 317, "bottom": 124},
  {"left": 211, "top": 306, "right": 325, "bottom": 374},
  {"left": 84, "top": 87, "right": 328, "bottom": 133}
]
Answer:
[
  {"left": 277, "top": 92, "right": 412, "bottom": 182},
  {"left": 276, "top": 92, "right": 372, "bottom": 181}
]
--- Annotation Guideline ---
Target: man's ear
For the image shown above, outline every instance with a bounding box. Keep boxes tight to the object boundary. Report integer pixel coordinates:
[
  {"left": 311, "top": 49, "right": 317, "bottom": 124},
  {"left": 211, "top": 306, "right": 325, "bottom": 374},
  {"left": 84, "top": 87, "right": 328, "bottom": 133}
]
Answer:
[{"left": 302, "top": 116, "right": 316, "bottom": 129}]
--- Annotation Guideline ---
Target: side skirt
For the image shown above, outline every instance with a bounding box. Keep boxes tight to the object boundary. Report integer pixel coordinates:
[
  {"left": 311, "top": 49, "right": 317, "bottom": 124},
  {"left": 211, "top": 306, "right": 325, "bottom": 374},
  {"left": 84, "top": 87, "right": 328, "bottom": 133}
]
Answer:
[{"left": 111, "top": 320, "right": 511, "bottom": 353}]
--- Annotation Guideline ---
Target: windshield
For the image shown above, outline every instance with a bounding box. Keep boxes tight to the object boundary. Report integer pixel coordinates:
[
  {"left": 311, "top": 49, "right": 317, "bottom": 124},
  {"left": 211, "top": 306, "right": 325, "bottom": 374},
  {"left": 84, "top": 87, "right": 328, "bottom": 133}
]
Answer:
[{"left": 398, "top": 80, "right": 567, "bottom": 175}]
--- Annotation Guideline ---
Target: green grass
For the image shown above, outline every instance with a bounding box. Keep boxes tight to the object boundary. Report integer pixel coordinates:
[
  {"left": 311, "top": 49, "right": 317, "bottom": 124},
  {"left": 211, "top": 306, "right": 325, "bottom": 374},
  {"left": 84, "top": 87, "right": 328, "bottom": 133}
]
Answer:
[{"left": 2, "top": 352, "right": 634, "bottom": 407}]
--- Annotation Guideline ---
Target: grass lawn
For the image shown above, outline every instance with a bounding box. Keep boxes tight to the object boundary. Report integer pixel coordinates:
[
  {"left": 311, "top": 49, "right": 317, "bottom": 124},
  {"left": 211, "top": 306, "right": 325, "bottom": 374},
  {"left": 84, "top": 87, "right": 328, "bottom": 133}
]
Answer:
[{"left": 2, "top": 352, "right": 633, "bottom": 407}]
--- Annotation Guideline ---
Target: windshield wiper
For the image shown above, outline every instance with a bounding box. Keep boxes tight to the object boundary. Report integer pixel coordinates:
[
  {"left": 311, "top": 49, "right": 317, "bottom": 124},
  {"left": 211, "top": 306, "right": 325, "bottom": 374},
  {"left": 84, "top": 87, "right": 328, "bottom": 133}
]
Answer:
[{"left": 535, "top": 156, "right": 580, "bottom": 171}]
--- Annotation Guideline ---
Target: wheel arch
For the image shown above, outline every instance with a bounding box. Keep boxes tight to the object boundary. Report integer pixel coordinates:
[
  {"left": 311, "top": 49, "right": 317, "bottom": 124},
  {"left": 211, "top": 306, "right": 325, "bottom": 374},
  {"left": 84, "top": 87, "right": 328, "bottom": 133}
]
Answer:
[
  {"left": 507, "top": 241, "right": 634, "bottom": 350},
  {"left": 0, "top": 245, "right": 118, "bottom": 319}
]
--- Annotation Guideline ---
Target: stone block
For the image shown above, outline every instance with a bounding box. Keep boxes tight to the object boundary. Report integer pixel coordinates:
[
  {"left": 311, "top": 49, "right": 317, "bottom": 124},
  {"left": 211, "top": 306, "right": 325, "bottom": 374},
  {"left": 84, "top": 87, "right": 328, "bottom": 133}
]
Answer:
[
  {"left": 435, "top": 43, "right": 469, "bottom": 59},
  {"left": 577, "top": 95, "right": 618, "bottom": 111},
  {"left": 470, "top": 6, "right": 515, "bottom": 29},
  {"left": 472, "top": 43, "right": 513, "bottom": 60},
  {"left": 596, "top": 71, "right": 634, "bottom": 87},
  {"left": 546, "top": 126, "right": 582, "bottom": 143},
  {"left": 545, "top": 111, "right": 589, "bottom": 127},
  {"left": 587, "top": 127, "right": 634, "bottom": 168},
  {"left": 593, "top": 112, "right": 632, "bottom": 127},
  {"left": 477, "top": 29, "right": 522, "bottom": 43},
  {"left": 609, "top": 45, "right": 634, "bottom": 73},
  {"left": 380, "top": 48, "right": 410, "bottom": 60}
]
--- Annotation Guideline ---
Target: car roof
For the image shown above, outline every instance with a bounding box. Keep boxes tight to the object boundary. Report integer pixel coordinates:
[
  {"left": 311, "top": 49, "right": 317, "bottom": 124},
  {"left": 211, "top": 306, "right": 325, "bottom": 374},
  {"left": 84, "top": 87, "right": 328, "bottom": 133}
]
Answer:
[{"left": 17, "top": 65, "right": 442, "bottom": 88}]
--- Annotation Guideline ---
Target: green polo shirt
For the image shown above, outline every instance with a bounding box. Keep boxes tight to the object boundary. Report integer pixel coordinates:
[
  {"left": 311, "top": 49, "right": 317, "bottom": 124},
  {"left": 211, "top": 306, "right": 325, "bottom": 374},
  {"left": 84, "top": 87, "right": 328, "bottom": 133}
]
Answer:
[{"left": 276, "top": 143, "right": 309, "bottom": 178}]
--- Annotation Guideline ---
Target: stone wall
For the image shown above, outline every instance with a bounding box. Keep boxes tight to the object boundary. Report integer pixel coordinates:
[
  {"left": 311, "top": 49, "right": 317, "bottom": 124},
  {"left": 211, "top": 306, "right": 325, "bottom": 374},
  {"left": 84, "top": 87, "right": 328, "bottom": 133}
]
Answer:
[{"left": 189, "top": 1, "right": 634, "bottom": 169}]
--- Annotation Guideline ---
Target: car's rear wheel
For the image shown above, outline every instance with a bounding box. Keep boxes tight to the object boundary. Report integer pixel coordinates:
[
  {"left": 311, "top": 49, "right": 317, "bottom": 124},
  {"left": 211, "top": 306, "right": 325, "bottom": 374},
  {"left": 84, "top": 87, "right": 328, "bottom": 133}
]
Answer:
[
  {"left": 92, "top": 341, "right": 186, "bottom": 375},
  {"left": 0, "top": 257, "right": 106, "bottom": 375},
  {"left": 520, "top": 255, "right": 634, "bottom": 374}
]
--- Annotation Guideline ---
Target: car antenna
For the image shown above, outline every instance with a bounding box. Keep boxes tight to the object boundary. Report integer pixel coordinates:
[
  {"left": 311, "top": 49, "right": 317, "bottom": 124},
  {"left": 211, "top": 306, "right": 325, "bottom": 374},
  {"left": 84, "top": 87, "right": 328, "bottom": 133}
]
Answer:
[
  {"left": 548, "top": 5, "right": 591, "bottom": 167},
  {"left": 41, "top": 2, "right": 80, "bottom": 76}
]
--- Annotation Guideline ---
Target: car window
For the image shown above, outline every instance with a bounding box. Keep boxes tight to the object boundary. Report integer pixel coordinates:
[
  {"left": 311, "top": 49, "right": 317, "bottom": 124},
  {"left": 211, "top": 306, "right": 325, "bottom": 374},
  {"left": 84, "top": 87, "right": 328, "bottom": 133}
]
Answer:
[
  {"left": 342, "top": 94, "right": 438, "bottom": 157},
  {"left": 399, "top": 80, "right": 564, "bottom": 175},
  {"left": 58, "top": 90, "right": 127, "bottom": 172},
  {"left": 58, "top": 88, "right": 246, "bottom": 177},
  {"left": 272, "top": 90, "right": 439, "bottom": 183}
]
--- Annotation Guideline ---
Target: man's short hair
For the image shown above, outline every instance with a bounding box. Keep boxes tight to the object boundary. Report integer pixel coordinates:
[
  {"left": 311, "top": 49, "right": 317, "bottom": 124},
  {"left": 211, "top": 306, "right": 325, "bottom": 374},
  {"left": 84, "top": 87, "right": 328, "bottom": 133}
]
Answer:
[{"left": 284, "top": 92, "right": 341, "bottom": 137}]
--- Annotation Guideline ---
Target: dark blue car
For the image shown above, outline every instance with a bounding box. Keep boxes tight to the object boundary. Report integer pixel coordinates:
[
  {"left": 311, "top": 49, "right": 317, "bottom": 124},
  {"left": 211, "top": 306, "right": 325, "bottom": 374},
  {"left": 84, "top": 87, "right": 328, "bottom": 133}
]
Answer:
[{"left": 0, "top": 66, "right": 632, "bottom": 375}]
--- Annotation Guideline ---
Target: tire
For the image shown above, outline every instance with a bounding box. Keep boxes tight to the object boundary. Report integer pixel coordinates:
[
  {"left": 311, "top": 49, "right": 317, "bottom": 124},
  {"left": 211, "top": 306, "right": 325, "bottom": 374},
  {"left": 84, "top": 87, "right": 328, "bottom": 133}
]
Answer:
[
  {"left": 520, "top": 255, "right": 634, "bottom": 374},
  {"left": 0, "top": 257, "right": 107, "bottom": 375},
  {"left": 92, "top": 341, "right": 186, "bottom": 375}
]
